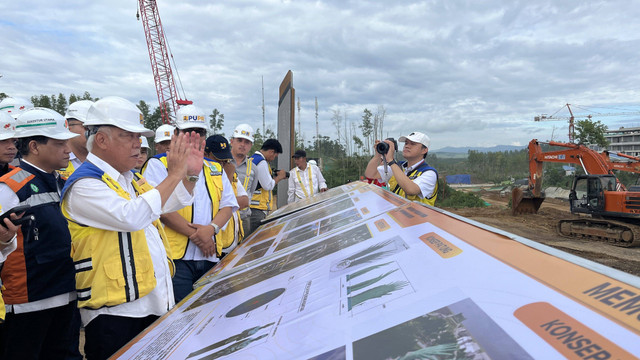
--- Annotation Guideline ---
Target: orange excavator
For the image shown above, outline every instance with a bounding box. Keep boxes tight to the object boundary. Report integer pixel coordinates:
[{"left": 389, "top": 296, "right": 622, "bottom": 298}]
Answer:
[{"left": 512, "top": 139, "right": 640, "bottom": 247}]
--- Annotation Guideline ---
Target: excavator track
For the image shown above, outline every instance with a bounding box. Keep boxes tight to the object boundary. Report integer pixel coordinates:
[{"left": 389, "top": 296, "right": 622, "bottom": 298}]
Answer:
[{"left": 557, "top": 218, "right": 640, "bottom": 247}]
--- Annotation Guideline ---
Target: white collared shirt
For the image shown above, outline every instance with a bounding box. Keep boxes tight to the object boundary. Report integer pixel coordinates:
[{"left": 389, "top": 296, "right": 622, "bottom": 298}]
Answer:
[
  {"left": 249, "top": 151, "right": 276, "bottom": 194},
  {"left": 63, "top": 153, "right": 194, "bottom": 326},
  {"left": 144, "top": 157, "right": 239, "bottom": 261},
  {"left": 68, "top": 152, "right": 83, "bottom": 170},
  {"left": 287, "top": 164, "right": 327, "bottom": 203},
  {"left": 378, "top": 159, "right": 437, "bottom": 199}
]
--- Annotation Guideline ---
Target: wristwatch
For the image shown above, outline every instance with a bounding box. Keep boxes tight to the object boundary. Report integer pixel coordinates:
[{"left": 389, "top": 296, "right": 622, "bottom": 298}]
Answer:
[
  {"left": 387, "top": 160, "right": 397, "bottom": 166},
  {"left": 210, "top": 222, "right": 220, "bottom": 235},
  {"left": 186, "top": 175, "right": 199, "bottom": 182}
]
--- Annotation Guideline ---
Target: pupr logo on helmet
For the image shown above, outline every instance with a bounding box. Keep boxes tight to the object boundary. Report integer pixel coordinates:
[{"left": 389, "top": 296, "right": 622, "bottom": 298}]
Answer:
[
  {"left": 139, "top": 114, "right": 144, "bottom": 125},
  {"left": 184, "top": 115, "right": 205, "bottom": 123},
  {"left": 164, "top": 131, "right": 170, "bottom": 136},
  {"left": 241, "top": 130, "right": 251, "bottom": 136}
]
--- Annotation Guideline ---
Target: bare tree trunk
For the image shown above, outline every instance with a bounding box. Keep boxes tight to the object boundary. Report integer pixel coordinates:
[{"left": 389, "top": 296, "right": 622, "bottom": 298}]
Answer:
[{"left": 377, "top": 105, "right": 386, "bottom": 140}]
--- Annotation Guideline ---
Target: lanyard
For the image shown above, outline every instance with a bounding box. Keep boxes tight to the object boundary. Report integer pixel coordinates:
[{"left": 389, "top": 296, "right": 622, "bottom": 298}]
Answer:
[
  {"left": 243, "top": 160, "right": 253, "bottom": 190},
  {"left": 296, "top": 166, "right": 314, "bottom": 198}
]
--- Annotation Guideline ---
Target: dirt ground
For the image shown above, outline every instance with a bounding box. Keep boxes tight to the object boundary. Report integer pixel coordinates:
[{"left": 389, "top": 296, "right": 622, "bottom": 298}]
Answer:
[{"left": 442, "top": 190, "right": 640, "bottom": 277}]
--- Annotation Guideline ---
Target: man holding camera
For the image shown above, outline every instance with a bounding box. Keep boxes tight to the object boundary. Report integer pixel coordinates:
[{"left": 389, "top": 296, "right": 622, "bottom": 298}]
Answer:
[
  {"left": 247, "top": 139, "right": 287, "bottom": 234},
  {"left": 364, "top": 132, "right": 438, "bottom": 206}
]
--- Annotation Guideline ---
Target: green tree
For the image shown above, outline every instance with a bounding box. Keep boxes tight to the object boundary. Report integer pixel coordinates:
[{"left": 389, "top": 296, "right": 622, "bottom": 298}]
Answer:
[
  {"left": 359, "top": 108, "right": 373, "bottom": 154},
  {"left": 575, "top": 118, "right": 609, "bottom": 147},
  {"left": 68, "top": 91, "right": 96, "bottom": 105},
  {"left": 54, "top": 93, "right": 67, "bottom": 114},
  {"left": 81, "top": 91, "right": 94, "bottom": 100},
  {"left": 353, "top": 135, "right": 364, "bottom": 154},
  {"left": 209, "top": 109, "right": 224, "bottom": 133},
  {"left": 250, "top": 127, "right": 276, "bottom": 154},
  {"left": 146, "top": 103, "right": 166, "bottom": 133},
  {"left": 31, "top": 95, "right": 52, "bottom": 109},
  {"left": 137, "top": 100, "right": 152, "bottom": 128}
]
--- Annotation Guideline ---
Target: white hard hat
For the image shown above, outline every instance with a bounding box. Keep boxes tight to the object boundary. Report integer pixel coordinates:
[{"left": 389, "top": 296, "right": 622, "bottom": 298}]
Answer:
[
  {"left": 84, "top": 96, "right": 154, "bottom": 137},
  {"left": 308, "top": 159, "right": 317, "bottom": 166},
  {"left": 175, "top": 104, "right": 208, "bottom": 130},
  {"left": 232, "top": 123, "right": 254, "bottom": 142},
  {"left": 0, "top": 111, "right": 16, "bottom": 141},
  {"left": 155, "top": 124, "right": 175, "bottom": 143},
  {"left": 0, "top": 97, "right": 34, "bottom": 119},
  {"left": 14, "top": 108, "right": 79, "bottom": 140},
  {"left": 65, "top": 100, "right": 94, "bottom": 122},
  {"left": 140, "top": 136, "right": 150, "bottom": 148},
  {"left": 399, "top": 131, "right": 431, "bottom": 148}
]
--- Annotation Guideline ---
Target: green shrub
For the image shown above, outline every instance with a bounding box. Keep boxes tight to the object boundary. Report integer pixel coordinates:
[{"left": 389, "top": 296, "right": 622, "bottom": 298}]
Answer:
[{"left": 436, "top": 181, "right": 487, "bottom": 208}]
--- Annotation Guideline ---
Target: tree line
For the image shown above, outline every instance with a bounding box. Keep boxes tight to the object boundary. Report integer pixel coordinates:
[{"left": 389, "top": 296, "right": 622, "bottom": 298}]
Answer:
[{"left": 4, "top": 92, "right": 619, "bottom": 191}]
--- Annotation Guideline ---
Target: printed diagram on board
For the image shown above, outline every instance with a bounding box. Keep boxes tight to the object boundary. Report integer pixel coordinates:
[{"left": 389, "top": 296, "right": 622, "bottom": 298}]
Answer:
[
  {"left": 225, "top": 288, "right": 286, "bottom": 318},
  {"left": 186, "top": 224, "right": 374, "bottom": 312},
  {"left": 331, "top": 236, "right": 408, "bottom": 273},
  {"left": 186, "top": 322, "right": 275, "bottom": 360},
  {"left": 333, "top": 237, "right": 414, "bottom": 315}
]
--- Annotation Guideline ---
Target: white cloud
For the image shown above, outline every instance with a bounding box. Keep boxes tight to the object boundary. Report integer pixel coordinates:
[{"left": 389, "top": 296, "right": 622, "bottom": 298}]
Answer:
[{"left": 2, "top": 0, "right": 640, "bottom": 152}]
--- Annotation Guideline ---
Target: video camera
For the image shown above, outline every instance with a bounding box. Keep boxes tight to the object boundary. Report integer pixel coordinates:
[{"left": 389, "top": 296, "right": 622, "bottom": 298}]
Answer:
[
  {"left": 376, "top": 138, "right": 398, "bottom": 155},
  {"left": 272, "top": 169, "right": 290, "bottom": 178}
]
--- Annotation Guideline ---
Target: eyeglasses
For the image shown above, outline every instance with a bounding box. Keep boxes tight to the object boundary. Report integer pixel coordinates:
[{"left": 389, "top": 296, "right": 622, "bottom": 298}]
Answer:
[
  {"left": 211, "top": 156, "right": 230, "bottom": 164},
  {"left": 189, "top": 129, "right": 207, "bottom": 137}
]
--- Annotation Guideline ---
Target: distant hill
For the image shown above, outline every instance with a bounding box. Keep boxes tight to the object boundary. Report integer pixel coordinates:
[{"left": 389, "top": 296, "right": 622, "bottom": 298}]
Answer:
[{"left": 432, "top": 145, "right": 525, "bottom": 154}]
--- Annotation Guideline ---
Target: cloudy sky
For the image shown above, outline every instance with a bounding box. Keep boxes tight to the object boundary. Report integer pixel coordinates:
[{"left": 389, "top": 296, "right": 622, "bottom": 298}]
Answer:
[{"left": 3, "top": 0, "right": 640, "bottom": 151}]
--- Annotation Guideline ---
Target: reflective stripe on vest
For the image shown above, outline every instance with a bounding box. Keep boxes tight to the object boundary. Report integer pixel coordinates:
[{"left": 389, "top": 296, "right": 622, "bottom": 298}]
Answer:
[
  {"left": 152, "top": 157, "right": 226, "bottom": 258},
  {"left": 295, "top": 166, "right": 314, "bottom": 198},
  {"left": 219, "top": 171, "right": 243, "bottom": 247},
  {"left": 243, "top": 160, "right": 253, "bottom": 190},
  {"left": 388, "top": 161, "right": 438, "bottom": 206},
  {"left": 249, "top": 153, "right": 272, "bottom": 211},
  {"left": 61, "top": 164, "right": 174, "bottom": 309}
]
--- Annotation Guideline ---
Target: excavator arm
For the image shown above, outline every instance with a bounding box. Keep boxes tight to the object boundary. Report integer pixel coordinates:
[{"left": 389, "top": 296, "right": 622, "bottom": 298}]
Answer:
[{"left": 514, "top": 139, "right": 615, "bottom": 214}]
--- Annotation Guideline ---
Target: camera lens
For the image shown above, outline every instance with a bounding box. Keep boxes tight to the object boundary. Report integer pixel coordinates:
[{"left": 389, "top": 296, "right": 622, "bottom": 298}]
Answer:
[{"left": 376, "top": 142, "right": 389, "bottom": 154}]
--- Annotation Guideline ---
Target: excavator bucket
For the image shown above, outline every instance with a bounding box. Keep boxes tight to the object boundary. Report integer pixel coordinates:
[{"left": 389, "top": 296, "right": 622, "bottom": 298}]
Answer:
[{"left": 511, "top": 187, "right": 545, "bottom": 214}]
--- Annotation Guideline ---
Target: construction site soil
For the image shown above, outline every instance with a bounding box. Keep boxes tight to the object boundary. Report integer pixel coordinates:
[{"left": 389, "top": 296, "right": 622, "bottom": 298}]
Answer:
[{"left": 442, "top": 190, "right": 640, "bottom": 277}]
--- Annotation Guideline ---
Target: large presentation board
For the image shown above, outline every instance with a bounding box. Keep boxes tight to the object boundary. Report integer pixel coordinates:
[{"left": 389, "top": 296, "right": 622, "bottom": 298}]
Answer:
[{"left": 114, "top": 183, "right": 640, "bottom": 359}]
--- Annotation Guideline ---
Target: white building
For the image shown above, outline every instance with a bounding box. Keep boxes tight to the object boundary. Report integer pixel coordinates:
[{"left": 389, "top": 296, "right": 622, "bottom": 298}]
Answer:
[{"left": 605, "top": 126, "right": 640, "bottom": 156}]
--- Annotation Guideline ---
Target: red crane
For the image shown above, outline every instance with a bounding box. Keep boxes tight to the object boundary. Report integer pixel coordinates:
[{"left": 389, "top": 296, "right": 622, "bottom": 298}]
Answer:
[
  {"left": 137, "top": 0, "right": 191, "bottom": 124},
  {"left": 534, "top": 103, "right": 640, "bottom": 143}
]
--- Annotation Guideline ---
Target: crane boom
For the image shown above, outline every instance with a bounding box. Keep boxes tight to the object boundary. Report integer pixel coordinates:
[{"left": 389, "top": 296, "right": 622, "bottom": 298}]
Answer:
[
  {"left": 138, "top": 0, "right": 191, "bottom": 125},
  {"left": 534, "top": 103, "right": 577, "bottom": 143}
]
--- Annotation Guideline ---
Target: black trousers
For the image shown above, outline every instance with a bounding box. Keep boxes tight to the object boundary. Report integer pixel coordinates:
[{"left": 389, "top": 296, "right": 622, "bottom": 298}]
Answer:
[
  {"left": 1, "top": 301, "right": 76, "bottom": 360},
  {"left": 84, "top": 314, "right": 158, "bottom": 360}
]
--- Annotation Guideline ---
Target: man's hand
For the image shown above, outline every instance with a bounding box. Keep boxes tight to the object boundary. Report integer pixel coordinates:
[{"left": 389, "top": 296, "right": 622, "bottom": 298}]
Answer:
[
  {"left": 221, "top": 162, "right": 236, "bottom": 183},
  {"left": 382, "top": 139, "right": 396, "bottom": 162},
  {"left": 188, "top": 223, "right": 216, "bottom": 257},
  {"left": 166, "top": 132, "right": 190, "bottom": 180},
  {"left": 274, "top": 169, "right": 287, "bottom": 183},
  {"left": 166, "top": 132, "right": 205, "bottom": 180},
  {"left": 0, "top": 215, "right": 20, "bottom": 249},
  {"left": 320, "top": 188, "right": 328, "bottom": 193},
  {"left": 186, "top": 132, "right": 205, "bottom": 176}
]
